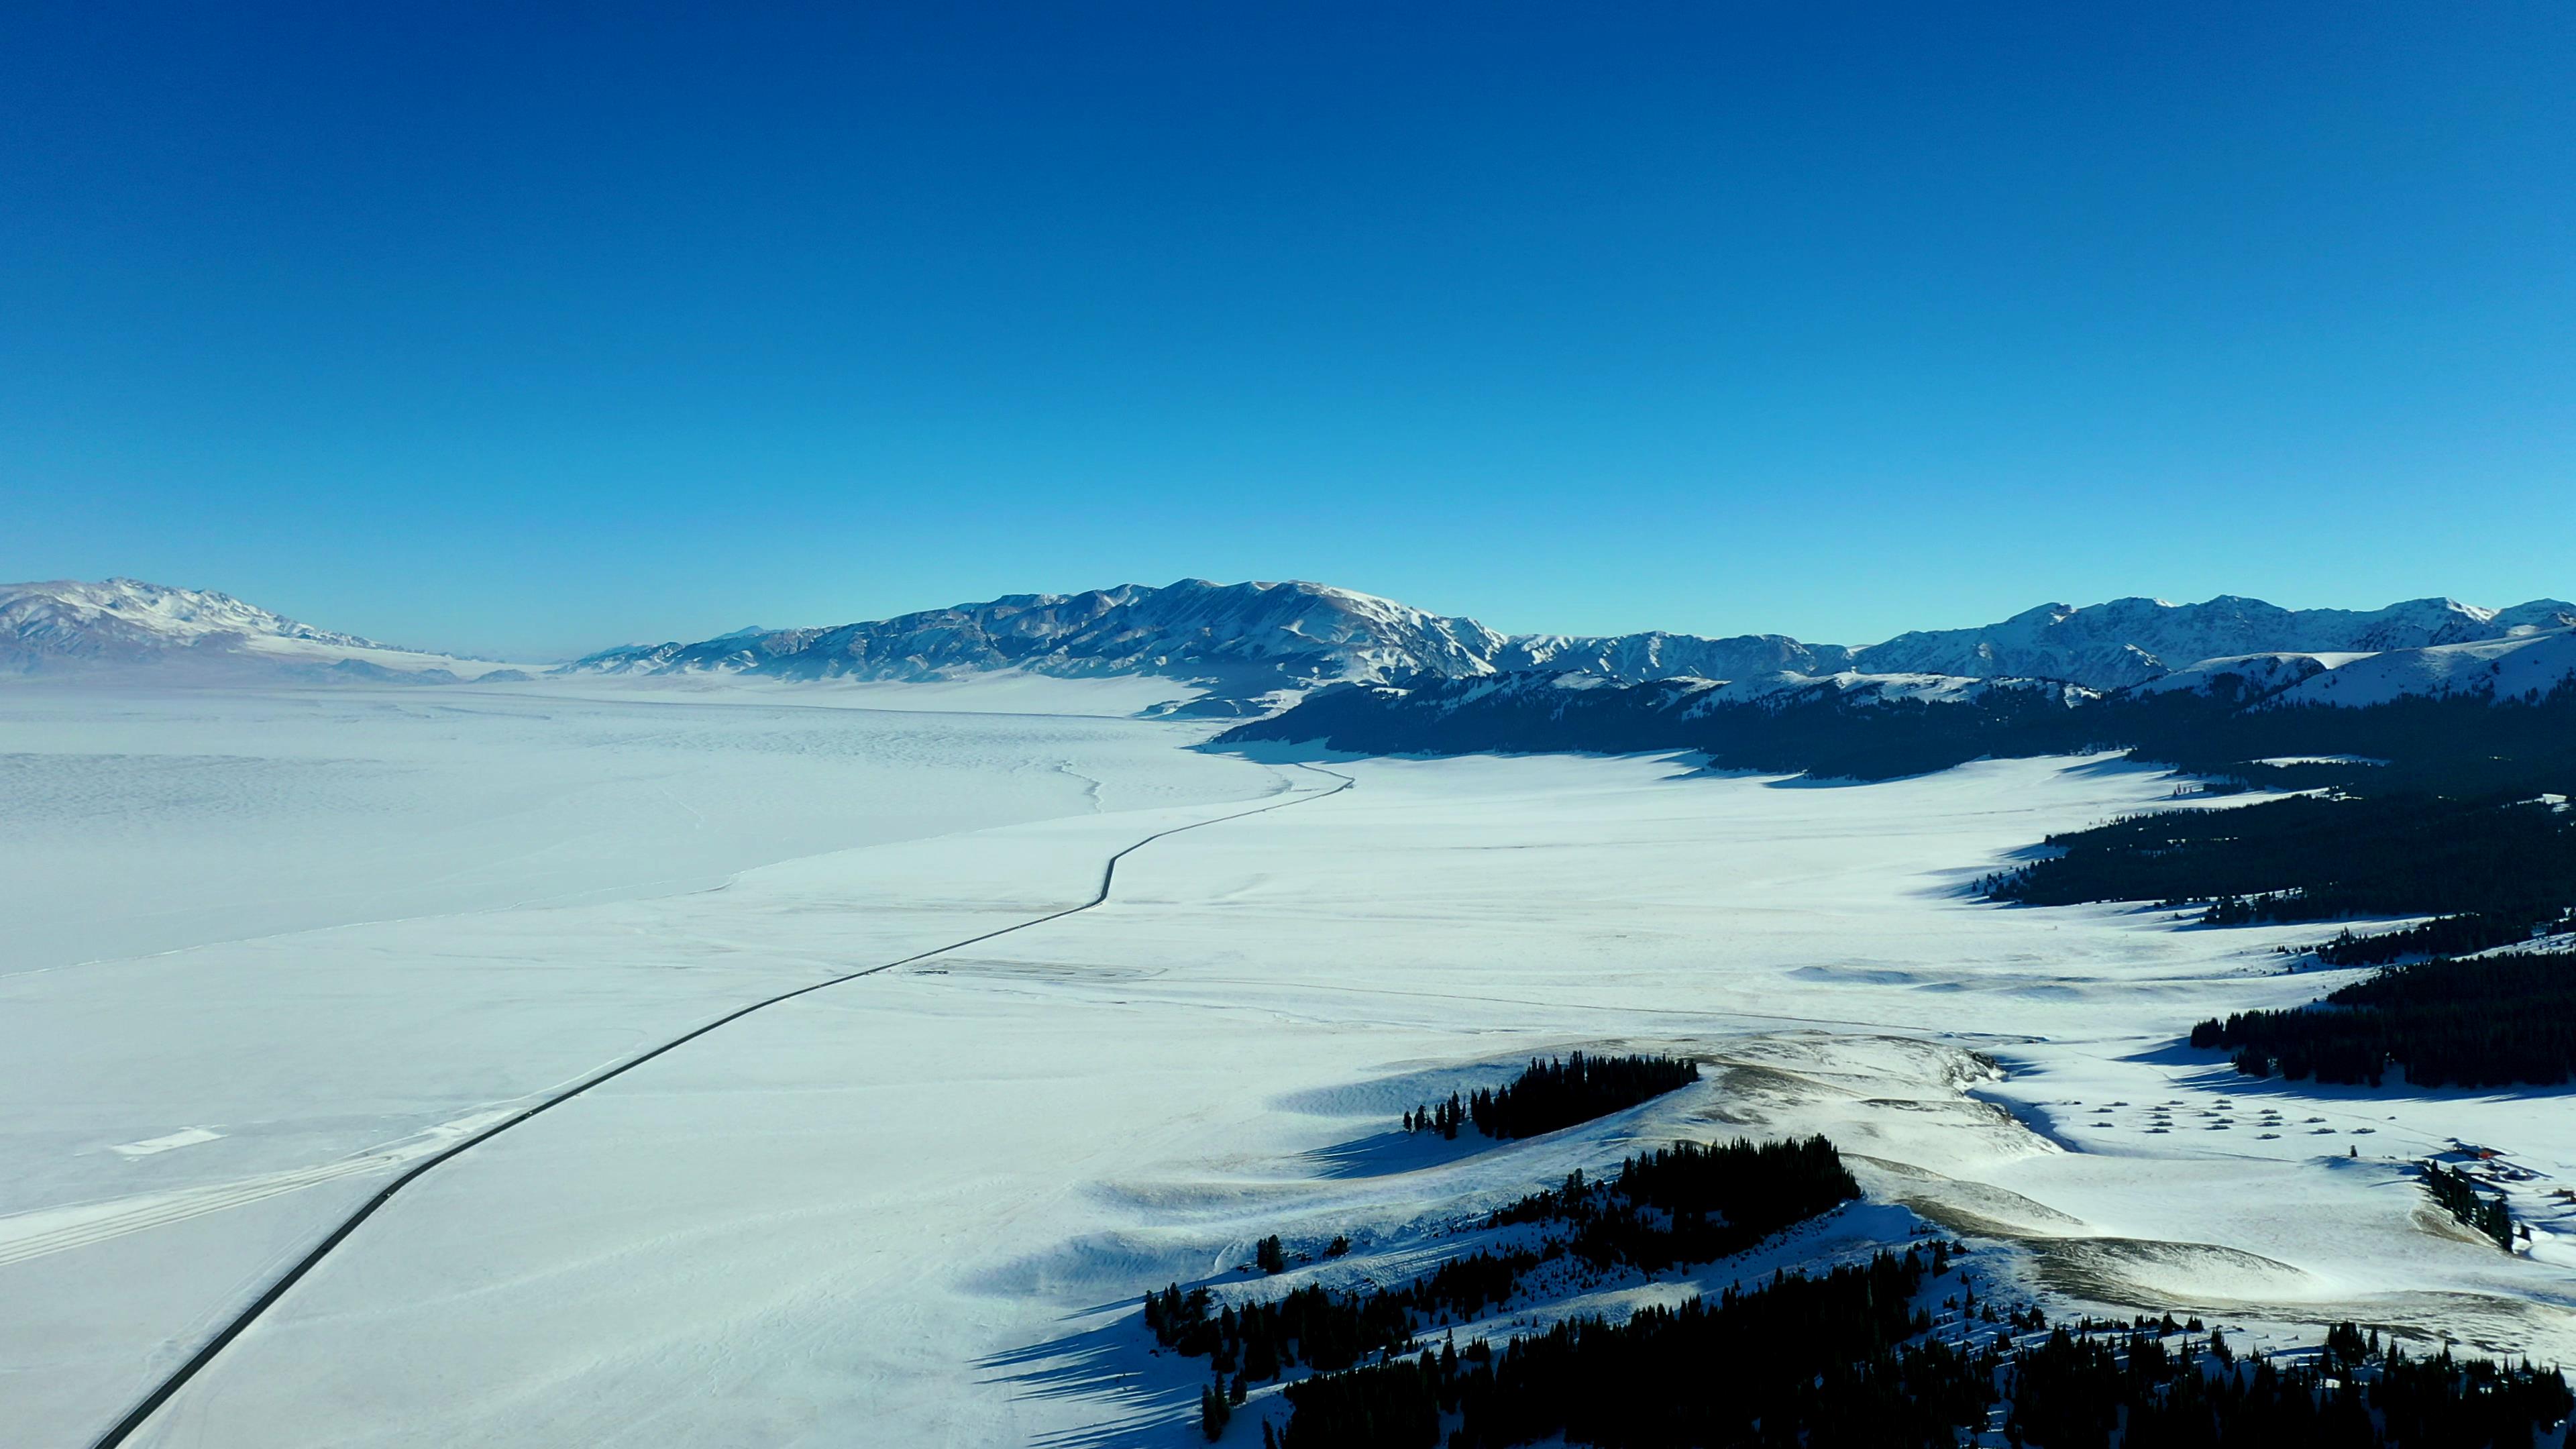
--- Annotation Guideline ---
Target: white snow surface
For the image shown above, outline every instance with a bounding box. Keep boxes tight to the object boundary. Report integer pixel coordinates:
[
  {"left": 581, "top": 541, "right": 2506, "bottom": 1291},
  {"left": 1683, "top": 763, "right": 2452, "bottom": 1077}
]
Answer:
[
  {"left": 2270, "top": 627, "right": 2576, "bottom": 706},
  {"left": 0, "top": 675, "right": 1261, "bottom": 973},
  {"left": 5, "top": 681, "right": 2574, "bottom": 1448}
]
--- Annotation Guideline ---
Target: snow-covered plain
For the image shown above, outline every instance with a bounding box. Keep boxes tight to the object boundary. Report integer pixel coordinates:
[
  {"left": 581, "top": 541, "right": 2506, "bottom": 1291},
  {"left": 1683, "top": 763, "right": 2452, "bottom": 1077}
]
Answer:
[
  {"left": 5, "top": 680, "right": 2572, "bottom": 1447},
  {"left": 0, "top": 674, "right": 1238, "bottom": 972}
]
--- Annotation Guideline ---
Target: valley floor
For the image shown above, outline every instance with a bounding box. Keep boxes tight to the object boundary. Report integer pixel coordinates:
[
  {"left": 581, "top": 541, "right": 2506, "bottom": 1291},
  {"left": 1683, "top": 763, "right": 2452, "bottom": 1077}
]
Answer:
[{"left": 2, "top": 680, "right": 2570, "bottom": 1446}]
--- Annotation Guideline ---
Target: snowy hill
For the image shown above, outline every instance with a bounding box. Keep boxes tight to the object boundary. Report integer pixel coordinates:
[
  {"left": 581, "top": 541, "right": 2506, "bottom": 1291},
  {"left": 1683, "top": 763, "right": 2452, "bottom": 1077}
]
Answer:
[
  {"left": 1491, "top": 631, "right": 1858, "bottom": 681},
  {"left": 1851, "top": 595, "right": 2576, "bottom": 690},
  {"left": 0, "top": 578, "right": 529, "bottom": 680},
  {"left": 574, "top": 579, "right": 1509, "bottom": 705},
  {"left": 2125, "top": 651, "right": 2357, "bottom": 700},
  {"left": 2270, "top": 627, "right": 2576, "bottom": 707}
]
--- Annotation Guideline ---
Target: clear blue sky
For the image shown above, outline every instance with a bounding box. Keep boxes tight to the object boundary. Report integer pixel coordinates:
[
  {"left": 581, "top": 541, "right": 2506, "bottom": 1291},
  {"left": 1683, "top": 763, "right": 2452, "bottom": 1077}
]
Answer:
[{"left": 4, "top": 4, "right": 2569, "bottom": 659}]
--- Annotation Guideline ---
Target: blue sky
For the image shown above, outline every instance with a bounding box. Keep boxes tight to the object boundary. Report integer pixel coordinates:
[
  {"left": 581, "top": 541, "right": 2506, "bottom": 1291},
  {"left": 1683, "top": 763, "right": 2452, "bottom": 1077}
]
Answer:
[{"left": 4, "top": 3, "right": 2569, "bottom": 659}]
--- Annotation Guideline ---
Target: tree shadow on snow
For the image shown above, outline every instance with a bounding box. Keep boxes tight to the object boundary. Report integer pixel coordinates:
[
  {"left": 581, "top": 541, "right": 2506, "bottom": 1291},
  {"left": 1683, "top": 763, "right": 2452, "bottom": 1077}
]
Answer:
[
  {"left": 977, "top": 1309, "right": 1212, "bottom": 1449},
  {"left": 1299, "top": 1124, "right": 1505, "bottom": 1179}
]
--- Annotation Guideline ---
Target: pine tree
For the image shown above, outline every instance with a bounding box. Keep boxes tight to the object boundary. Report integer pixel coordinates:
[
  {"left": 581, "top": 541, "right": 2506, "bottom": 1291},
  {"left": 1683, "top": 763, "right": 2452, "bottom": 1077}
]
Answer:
[{"left": 1200, "top": 1378, "right": 1230, "bottom": 1440}]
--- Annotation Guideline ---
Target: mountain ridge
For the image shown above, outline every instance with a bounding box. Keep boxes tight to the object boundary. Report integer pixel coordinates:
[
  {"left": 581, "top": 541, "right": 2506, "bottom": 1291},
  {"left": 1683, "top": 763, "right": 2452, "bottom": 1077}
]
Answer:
[
  {"left": 0, "top": 578, "right": 531, "bottom": 680},
  {"left": 572, "top": 577, "right": 2574, "bottom": 700},
  {"left": 9, "top": 574, "right": 2571, "bottom": 705}
]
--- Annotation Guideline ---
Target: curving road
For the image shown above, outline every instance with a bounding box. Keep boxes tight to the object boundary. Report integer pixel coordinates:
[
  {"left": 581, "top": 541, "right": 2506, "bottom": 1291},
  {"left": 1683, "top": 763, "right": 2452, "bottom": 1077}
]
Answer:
[{"left": 89, "top": 763, "right": 1353, "bottom": 1449}]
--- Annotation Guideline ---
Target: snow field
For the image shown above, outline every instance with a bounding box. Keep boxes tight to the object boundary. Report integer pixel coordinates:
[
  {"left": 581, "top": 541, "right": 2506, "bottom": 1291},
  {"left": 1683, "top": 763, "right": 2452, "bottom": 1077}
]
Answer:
[
  {"left": 5, "top": 690, "right": 2572, "bottom": 1446},
  {"left": 0, "top": 679, "right": 1267, "bottom": 972}
]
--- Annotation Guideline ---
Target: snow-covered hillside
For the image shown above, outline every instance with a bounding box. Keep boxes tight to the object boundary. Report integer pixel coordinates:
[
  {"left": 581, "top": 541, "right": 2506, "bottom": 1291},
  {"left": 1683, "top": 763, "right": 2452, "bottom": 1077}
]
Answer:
[
  {"left": 1491, "top": 629, "right": 1858, "bottom": 680},
  {"left": 2271, "top": 627, "right": 2576, "bottom": 706},
  {"left": 574, "top": 578, "right": 1507, "bottom": 704},
  {"left": 0, "top": 578, "right": 530, "bottom": 680},
  {"left": 575, "top": 579, "right": 2576, "bottom": 702},
  {"left": 1854, "top": 594, "right": 2576, "bottom": 690},
  {"left": 2126, "top": 651, "right": 2357, "bottom": 699}
]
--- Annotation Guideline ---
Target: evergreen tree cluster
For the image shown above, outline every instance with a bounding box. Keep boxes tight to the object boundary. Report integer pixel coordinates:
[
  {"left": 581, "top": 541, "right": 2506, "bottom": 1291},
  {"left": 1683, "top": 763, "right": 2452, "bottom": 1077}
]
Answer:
[
  {"left": 1472, "top": 1054, "right": 1701, "bottom": 1140},
  {"left": 1405, "top": 1093, "right": 1469, "bottom": 1140},
  {"left": 1199, "top": 1377, "right": 1232, "bottom": 1440},
  {"left": 1485, "top": 1136, "right": 1859, "bottom": 1272},
  {"left": 1220, "top": 661, "right": 2576, "bottom": 796},
  {"left": 1280, "top": 1290, "right": 2571, "bottom": 1449},
  {"left": 1405, "top": 1055, "right": 1701, "bottom": 1142},
  {"left": 1142, "top": 1136, "right": 1860, "bottom": 1401},
  {"left": 2421, "top": 1160, "right": 2517, "bottom": 1250},
  {"left": 1984, "top": 793, "right": 2576, "bottom": 936},
  {"left": 2311, "top": 914, "right": 2530, "bottom": 967},
  {"left": 2188, "top": 947, "right": 2576, "bottom": 1088},
  {"left": 1236, "top": 676, "right": 2576, "bottom": 947},
  {"left": 1283, "top": 1250, "right": 1937, "bottom": 1449},
  {"left": 1145, "top": 1259, "right": 1517, "bottom": 1380}
]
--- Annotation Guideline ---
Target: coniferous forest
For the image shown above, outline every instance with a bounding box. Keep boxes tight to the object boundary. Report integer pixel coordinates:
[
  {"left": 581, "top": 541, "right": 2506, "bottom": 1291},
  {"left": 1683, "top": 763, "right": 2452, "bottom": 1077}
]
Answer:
[
  {"left": 1143, "top": 1127, "right": 2570, "bottom": 1446},
  {"left": 1240, "top": 674, "right": 2576, "bottom": 949},
  {"left": 1146, "top": 1136, "right": 1860, "bottom": 1389},
  {"left": 1222, "top": 665, "right": 2576, "bottom": 798},
  {"left": 2188, "top": 947, "right": 2576, "bottom": 1087},
  {"left": 1405, "top": 1054, "right": 1702, "bottom": 1142},
  {"left": 1983, "top": 793, "right": 2576, "bottom": 934},
  {"left": 2310, "top": 915, "right": 2532, "bottom": 967},
  {"left": 2420, "top": 1160, "right": 2518, "bottom": 1250},
  {"left": 1279, "top": 1276, "right": 2571, "bottom": 1449}
]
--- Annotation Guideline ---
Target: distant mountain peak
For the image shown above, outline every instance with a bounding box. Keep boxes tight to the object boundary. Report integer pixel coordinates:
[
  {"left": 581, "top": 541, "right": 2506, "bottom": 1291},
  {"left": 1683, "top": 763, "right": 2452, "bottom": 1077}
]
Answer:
[
  {"left": 1, "top": 578, "right": 390, "bottom": 655},
  {"left": 572, "top": 576, "right": 1507, "bottom": 704},
  {"left": 0, "top": 577, "right": 519, "bottom": 681}
]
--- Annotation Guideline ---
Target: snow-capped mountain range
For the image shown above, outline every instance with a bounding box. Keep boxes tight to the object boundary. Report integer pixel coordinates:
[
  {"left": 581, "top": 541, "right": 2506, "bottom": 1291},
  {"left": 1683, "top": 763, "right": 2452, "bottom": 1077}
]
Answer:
[
  {"left": 1851, "top": 594, "right": 2576, "bottom": 690},
  {"left": 7, "top": 574, "right": 2572, "bottom": 708},
  {"left": 574, "top": 578, "right": 2575, "bottom": 705},
  {"left": 0, "top": 578, "right": 532, "bottom": 681}
]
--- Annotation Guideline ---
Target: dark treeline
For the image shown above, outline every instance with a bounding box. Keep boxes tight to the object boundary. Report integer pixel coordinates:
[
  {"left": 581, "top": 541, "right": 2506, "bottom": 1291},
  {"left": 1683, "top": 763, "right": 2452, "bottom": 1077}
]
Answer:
[
  {"left": 1407, "top": 1093, "right": 1468, "bottom": 1140},
  {"left": 1282, "top": 1250, "right": 1936, "bottom": 1449},
  {"left": 1234, "top": 674, "right": 2576, "bottom": 940},
  {"left": 2190, "top": 947, "right": 2576, "bottom": 1088},
  {"left": 1984, "top": 793, "right": 2576, "bottom": 934},
  {"left": 1487, "top": 1136, "right": 1858, "bottom": 1273},
  {"left": 1220, "top": 667, "right": 2576, "bottom": 795},
  {"left": 1409, "top": 1054, "right": 1701, "bottom": 1141},
  {"left": 1220, "top": 673, "right": 2101, "bottom": 782},
  {"left": 1144, "top": 1135, "right": 1859, "bottom": 1418},
  {"left": 2422, "top": 1160, "right": 2517, "bottom": 1250},
  {"left": 2313, "top": 915, "right": 2531, "bottom": 967},
  {"left": 1281, "top": 1282, "right": 2573, "bottom": 1449}
]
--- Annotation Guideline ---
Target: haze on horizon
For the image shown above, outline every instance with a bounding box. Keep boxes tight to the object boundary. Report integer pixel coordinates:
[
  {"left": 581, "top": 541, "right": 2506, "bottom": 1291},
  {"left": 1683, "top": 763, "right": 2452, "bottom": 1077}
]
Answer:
[{"left": 4, "top": 3, "right": 2569, "bottom": 657}]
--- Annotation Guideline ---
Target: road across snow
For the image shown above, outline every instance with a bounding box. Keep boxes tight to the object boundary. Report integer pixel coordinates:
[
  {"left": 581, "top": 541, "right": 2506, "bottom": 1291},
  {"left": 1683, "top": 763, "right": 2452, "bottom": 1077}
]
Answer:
[{"left": 3, "top": 683, "right": 2571, "bottom": 1446}]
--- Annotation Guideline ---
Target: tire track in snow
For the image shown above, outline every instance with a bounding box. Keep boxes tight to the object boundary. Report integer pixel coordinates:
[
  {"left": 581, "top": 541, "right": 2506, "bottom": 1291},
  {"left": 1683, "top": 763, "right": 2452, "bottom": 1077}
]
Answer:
[
  {"left": 0, "top": 1112, "right": 513, "bottom": 1267},
  {"left": 86, "top": 763, "right": 1352, "bottom": 1449}
]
